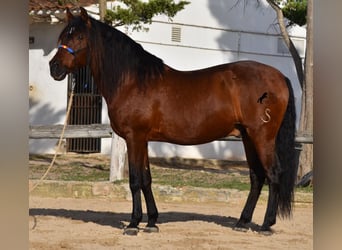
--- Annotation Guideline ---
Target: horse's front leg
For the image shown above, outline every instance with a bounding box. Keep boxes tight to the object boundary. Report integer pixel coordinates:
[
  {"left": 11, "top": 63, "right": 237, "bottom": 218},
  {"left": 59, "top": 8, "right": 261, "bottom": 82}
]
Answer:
[
  {"left": 124, "top": 137, "right": 158, "bottom": 235},
  {"left": 141, "top": 151, "right": 159, "bottom": 233}
]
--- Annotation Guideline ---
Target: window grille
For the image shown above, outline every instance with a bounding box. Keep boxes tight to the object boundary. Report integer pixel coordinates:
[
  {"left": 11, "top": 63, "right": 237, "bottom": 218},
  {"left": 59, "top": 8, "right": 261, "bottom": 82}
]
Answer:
[{"left": 67, "top": 66, "right": 102, "bottom": 153}]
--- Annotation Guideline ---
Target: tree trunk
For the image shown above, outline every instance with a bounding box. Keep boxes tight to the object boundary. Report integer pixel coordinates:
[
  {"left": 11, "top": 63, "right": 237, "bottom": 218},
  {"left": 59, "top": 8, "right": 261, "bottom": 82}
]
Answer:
[
  {"left": 297, "top": 0, "right": 313, "bottom": 182},
  {"left": 265, "top": 0, "right": 304, "bottom": 88},
  {"left": 99, "top": 0, "right": 107, "bottom": 22},
  {"left": 266, "top": 0, "right": 313, "bottom": 182}
]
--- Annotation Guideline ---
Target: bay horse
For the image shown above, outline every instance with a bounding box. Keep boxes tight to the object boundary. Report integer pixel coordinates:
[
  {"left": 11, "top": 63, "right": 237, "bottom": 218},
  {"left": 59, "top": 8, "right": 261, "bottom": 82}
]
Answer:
[{"left": 50, "top": 7, "right": 296, "bottom": 235}]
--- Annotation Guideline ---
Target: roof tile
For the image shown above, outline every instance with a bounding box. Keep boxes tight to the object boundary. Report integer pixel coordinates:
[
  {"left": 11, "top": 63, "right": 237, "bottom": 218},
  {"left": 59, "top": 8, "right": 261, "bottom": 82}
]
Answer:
[{"left": 29, "top": 0, "right": 97, "bottom": 11}]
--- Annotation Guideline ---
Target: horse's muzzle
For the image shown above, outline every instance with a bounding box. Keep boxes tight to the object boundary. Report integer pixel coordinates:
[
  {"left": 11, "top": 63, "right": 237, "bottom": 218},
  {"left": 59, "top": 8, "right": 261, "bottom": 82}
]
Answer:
[{"left": 49, "top": 60, "right": 67, "bottom": 81}]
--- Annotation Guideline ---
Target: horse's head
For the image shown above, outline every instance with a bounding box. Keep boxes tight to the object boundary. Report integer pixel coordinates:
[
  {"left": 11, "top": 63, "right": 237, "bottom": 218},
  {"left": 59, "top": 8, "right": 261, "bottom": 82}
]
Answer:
[{"left": 49, "top": 7, "right": 91, "bottom": 81}]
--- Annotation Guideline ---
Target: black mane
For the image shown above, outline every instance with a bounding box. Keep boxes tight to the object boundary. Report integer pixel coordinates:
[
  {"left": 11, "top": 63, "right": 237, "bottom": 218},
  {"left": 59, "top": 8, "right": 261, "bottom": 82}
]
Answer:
[{"left": 68, "top": 15, "right": 165, "bottom": 95}]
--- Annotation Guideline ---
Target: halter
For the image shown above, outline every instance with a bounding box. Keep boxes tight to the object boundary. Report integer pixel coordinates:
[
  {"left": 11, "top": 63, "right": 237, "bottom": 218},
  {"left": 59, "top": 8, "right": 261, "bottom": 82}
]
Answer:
[
  {"left": 58, "top": 44, "right": 76, "bottom": 55},
  {"left": 58, "top": 44, "right": 87, "bottom": 56}
]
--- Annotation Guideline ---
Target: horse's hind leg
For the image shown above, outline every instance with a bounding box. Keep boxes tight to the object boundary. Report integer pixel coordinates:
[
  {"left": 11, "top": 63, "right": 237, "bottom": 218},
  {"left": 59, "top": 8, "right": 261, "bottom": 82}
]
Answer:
[
  {"left": 234, "top": 132, "right": 265, "bottom": 231},
  {"left": 259, "top": 152, "right": 281, "bottom": 234},
  {"left": 252, "top": 137, "right": 281, "bottom": 234}
]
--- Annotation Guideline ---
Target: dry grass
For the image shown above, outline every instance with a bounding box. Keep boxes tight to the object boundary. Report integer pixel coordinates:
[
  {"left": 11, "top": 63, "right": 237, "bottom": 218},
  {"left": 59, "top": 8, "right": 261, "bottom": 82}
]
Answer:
[{"left": 29, "top": 153, "right": 312, "bottom": 192}]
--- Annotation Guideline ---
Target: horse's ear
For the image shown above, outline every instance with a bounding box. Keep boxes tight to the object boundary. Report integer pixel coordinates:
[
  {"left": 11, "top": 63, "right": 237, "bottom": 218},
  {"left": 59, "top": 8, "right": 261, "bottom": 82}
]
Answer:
[
  {"left": 80, "top": 7, "right": 91, "bottom": 28},
  {"left": 65, "top": 8, "right": 74, "bottom": 22}
]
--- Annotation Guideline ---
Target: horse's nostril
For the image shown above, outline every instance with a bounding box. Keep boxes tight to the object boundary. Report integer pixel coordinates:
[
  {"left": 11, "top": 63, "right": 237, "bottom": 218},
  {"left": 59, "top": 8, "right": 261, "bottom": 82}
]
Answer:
[
  {"left": 50, "top": 60, "right": 58, "bottom": 68},
  {"left": 49, "top": 59, "right": 67, "bottom": 80},
  {"left": 50, "top": 60, "right": 61, "bottom": 73}
]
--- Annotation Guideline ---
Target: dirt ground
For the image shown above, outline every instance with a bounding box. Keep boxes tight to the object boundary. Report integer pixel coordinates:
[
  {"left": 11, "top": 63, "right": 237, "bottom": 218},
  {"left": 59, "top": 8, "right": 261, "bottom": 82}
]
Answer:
[{"left": 29, "top": 195, "right": 312, "bottom": 250}]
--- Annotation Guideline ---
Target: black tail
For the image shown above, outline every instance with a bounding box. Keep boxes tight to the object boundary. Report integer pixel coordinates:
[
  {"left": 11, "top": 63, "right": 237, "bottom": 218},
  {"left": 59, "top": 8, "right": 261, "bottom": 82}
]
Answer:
[{"left": 276, "top": 77, "right": 297, "bottom": 218}]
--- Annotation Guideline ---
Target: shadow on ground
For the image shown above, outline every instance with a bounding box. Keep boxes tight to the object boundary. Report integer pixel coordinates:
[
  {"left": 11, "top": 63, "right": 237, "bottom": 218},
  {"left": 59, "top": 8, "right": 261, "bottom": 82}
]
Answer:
[{"left": 29, "top": 208, "right": 261, "bottom": 232}]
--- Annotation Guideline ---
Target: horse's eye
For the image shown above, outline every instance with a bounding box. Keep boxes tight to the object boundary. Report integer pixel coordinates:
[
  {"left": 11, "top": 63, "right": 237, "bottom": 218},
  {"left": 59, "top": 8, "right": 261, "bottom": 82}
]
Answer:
[{"left": 78, "top": 35, "right": 83, "bottom": 40}]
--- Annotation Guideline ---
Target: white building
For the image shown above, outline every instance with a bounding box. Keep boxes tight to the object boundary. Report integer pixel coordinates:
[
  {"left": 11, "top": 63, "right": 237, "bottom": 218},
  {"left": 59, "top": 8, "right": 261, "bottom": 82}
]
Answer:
[{"left": 29, "top": 0, "right": 306, "bottom": 160}]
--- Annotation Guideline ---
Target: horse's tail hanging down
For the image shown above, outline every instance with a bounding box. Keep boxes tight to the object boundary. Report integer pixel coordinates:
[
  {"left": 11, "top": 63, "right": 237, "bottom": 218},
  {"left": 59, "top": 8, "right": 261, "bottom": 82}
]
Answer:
[{"left": 276, "top": 77, "right": 297, "bottom": 218}]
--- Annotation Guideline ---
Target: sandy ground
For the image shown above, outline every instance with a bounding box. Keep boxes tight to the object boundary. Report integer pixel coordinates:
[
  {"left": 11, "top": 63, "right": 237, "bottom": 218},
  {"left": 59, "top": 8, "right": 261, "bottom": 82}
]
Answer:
[{"left": 29, "top": 195, "right": 312, "bottom": 250}]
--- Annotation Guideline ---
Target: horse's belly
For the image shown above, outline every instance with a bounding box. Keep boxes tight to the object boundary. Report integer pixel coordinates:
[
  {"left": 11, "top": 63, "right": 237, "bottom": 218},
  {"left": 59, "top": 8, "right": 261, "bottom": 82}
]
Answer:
[{"left": 149, "top": 118, "right": 236, "bottom": 145}]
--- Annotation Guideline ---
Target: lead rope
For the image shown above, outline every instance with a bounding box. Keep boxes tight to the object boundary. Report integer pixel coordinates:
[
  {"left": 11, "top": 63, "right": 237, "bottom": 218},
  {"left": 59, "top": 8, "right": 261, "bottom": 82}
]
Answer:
[{"left": 29, "top": 79, "right": 76, "bottom": 193}]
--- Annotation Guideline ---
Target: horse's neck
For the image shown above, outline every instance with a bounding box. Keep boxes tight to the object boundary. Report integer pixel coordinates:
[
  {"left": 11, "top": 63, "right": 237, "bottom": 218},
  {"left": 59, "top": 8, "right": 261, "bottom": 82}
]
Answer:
[{"left": 89, "top": 65, "right": 129, "bottom": 106}]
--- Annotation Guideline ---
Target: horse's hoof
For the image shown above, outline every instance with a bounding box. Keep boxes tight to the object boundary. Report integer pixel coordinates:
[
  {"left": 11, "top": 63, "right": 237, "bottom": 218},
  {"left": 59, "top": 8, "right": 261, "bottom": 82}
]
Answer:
[
  {"left": 232, "top": 226, "right": 248, "bottom": 232},
  {"left": 143, "top": 226, "right": 159, "bottom": 233},
  {"left": 233, "top": 221, "right": 249, "bottom": 232},
  {"left": 123, "top": 227, "right": 139, "bottom": 236},
  {"left": 259, "top": 227, "right": 273, "bottom": 236}
]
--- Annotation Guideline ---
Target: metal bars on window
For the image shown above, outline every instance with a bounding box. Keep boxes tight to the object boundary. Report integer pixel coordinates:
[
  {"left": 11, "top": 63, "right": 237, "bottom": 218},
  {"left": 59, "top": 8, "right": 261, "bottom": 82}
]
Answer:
[{"left": 67, "top": 66, "right": 102, "bottom": 153}]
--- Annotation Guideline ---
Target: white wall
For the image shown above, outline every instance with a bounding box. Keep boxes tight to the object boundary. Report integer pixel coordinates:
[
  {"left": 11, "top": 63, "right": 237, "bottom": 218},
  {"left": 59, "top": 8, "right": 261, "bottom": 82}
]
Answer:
[
  {"left": 29, "top": 23, "right": 66, "bottom": 153},
  {"left": 29, "top": 0, "right": 306, "bottom": 160}
]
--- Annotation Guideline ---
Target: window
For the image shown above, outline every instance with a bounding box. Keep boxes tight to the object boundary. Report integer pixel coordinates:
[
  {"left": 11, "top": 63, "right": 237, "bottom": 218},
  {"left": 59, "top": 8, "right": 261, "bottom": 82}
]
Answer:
[{"left": 67, "top": 66, "right": 102, "bottom": 153}]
